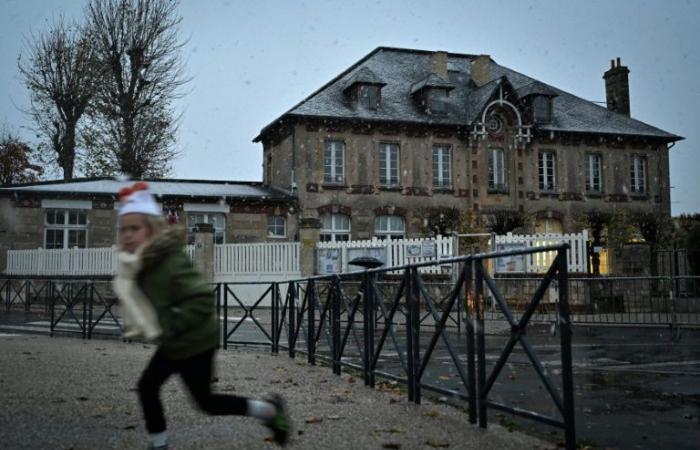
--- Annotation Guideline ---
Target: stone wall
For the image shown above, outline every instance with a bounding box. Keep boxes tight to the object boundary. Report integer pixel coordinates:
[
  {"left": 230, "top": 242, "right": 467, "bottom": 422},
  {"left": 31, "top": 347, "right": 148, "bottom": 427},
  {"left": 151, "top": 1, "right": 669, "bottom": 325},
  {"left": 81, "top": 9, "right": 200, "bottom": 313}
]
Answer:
[{"left": 265, "top": 121, "right": 670, "bottom": 239}]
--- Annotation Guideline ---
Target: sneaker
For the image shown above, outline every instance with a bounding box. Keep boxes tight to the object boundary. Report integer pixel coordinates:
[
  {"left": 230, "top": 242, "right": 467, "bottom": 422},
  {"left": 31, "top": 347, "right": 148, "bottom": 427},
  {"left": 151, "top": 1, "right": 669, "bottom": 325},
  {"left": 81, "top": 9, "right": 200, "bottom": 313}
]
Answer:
[{"left": 264, "top": 394, "right": 290, "bottom": 446}]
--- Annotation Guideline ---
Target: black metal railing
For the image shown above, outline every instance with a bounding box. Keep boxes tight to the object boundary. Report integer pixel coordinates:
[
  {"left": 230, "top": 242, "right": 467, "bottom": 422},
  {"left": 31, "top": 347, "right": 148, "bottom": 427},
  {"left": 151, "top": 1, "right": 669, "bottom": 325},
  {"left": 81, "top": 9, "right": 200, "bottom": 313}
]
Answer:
[
  {"left": 249, "top": 244, "right": 578, "bottom": 449},
  {"left": 1, "top": 246, "right": 577, "bottom": 449}
]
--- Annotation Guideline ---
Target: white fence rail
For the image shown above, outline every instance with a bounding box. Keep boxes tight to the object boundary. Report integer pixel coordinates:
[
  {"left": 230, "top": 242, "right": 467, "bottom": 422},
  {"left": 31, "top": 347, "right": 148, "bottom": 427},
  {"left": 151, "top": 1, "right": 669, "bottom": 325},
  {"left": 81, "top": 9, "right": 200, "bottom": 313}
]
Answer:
[
  {"left": 3, "top": 244, "right": 310, "bottom": 277},
  {"left": 5, "top": 246, "right": 118, "bottom": 276},
  {"left": 316, "top": 236, "right": 455, "bottom": 275},
  {"left": 214, "top": 242, "right": 300, "bottom": 276},
  {"left": 494, "top": 230, "right": 589, "bottom": 274}
]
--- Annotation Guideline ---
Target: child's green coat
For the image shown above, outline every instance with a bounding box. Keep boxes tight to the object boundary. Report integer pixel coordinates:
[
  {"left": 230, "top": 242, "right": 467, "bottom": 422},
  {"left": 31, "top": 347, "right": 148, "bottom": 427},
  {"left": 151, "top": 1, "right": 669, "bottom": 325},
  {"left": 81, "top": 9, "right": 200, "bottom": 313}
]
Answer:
[{"left": 138, "top": 227, "right": 219, "bottom": 360}]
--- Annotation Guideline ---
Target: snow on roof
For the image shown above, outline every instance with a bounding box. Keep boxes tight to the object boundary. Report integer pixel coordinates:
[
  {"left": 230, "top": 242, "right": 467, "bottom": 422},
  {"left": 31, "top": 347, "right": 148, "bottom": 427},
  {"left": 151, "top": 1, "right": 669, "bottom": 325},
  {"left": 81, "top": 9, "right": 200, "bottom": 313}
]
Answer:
[
  {"left": 255, "top": 47, "right": 682, "bottom": 142},
  {"left": 0, "top": 178, "right": 289, "bottom": 200}
]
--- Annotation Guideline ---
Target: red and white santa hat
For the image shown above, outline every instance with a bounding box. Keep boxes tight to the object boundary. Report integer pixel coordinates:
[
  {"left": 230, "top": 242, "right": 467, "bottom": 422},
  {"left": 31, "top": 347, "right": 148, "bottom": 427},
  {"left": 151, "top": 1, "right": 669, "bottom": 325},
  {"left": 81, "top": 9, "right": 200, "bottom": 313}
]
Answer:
[{"left": 118, "top": 182, "right": 161, "bottom": 217}]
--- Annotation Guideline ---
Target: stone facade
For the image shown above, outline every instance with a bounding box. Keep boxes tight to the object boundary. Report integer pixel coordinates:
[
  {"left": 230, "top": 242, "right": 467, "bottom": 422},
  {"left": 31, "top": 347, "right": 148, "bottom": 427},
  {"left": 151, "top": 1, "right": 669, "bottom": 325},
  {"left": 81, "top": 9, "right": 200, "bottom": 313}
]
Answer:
[{"left": 262, "top": 119, "right": 671, "bottom": 239}]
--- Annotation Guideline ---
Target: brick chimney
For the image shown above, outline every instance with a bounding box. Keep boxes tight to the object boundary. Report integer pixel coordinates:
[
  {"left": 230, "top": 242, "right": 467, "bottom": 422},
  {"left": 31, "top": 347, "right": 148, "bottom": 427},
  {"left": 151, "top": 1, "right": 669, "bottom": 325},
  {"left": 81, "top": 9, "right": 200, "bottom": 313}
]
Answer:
[
  {"left": 603, "top": 57, "right": 631, "bottom": 116},
  {"left": 431, "top": 51, "right": 448, "bottom": 78},
  {"left": 470, "top": 55, "right": 491, "bottom": 87}
]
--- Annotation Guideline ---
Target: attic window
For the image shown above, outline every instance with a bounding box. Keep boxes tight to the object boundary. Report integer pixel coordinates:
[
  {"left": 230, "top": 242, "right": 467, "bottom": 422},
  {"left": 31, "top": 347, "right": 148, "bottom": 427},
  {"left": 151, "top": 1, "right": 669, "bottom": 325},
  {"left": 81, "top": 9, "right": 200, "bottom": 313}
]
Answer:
[
  {"left": 358, "top": 84, "right": 380, "bottom": 110},
  {"left": 532, "top": 96, "right": 552, "bottom": 123},
  {"left": 428, "top": 88, "right": 448, "bottom": 115}
]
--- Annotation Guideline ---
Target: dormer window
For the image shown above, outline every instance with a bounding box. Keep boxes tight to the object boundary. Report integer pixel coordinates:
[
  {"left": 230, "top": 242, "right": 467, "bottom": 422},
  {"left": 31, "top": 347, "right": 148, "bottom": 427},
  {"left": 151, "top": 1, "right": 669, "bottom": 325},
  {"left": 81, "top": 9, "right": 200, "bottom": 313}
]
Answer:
[
  {"left": 359, "top": 84, "right": 380, "bottom": 110},
  {"left": 342, "top": 66, "right": 386, "bottom": 111},
  {"left": 410, "top": 73, "right": 455, "bottom": 116},
  {"left": 428, "top": 88, "right": 448, "bottom": 115},
  {"left": 532, "top": 96, "right": 552, "bottom": 123}
]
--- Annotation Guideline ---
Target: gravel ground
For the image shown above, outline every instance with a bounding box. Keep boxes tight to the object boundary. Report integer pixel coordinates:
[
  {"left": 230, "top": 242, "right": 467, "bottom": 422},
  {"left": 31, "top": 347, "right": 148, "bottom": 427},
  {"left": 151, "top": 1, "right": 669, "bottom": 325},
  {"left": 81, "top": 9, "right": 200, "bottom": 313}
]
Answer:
[{"left": 0, "top": 333, "right": 551, "bottom": 450}]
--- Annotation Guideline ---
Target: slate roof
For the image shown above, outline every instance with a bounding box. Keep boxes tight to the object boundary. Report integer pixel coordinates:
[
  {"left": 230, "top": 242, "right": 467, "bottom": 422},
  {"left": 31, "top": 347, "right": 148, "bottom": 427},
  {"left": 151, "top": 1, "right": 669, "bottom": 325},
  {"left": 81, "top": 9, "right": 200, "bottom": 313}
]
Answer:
[
  {"left": 343, "top": 66, "right": 386, "bottom": 92},
  {"left": 254, "top": 47, "right": 682, "bottom": 142},
  {"left": 410, "top": 73, "right": 455, "bottom": 95},
  {"left": 0, "top": 178, "right": 291, "bottom": 200}
]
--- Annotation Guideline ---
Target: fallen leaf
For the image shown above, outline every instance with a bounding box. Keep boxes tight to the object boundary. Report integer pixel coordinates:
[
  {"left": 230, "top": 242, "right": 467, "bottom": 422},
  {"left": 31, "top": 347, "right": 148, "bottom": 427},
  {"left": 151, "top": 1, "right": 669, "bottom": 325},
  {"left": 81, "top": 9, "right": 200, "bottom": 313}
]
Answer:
[
  {"left": 438, "top": 376, "right": 450, "bottom": 381},
  {"left": 305, "top": 416, "right": 323, "bottom": 424},
  {"left": 425, "top": 439, "right": 450, "bottom": 448}
]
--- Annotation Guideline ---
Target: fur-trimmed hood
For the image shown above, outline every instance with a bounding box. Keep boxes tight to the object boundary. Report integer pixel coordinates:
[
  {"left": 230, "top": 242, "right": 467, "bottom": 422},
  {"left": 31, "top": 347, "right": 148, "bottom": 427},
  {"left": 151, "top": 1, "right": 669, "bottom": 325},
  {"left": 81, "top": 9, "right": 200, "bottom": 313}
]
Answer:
[{"left": 141, "top": 226, "right": 187, "bottom": 271}]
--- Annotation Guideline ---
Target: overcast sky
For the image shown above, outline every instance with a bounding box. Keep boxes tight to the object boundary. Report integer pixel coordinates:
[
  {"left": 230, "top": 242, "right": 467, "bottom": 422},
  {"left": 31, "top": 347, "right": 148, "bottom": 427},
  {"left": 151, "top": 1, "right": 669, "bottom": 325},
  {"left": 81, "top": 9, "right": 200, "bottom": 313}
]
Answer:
[{"left": 1, "top": 0, "right": 698, "bottom": 215}]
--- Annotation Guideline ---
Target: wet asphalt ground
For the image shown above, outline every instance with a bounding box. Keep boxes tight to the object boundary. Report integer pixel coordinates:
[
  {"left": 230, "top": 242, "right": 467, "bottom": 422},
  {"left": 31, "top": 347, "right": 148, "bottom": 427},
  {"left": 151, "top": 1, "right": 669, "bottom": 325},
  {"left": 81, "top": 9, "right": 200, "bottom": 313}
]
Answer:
[
  {"left": 1, "top": 309, "right": 699, "bottom": 449},
  {"left": 0, "top": 332, "right": 547, "bottom": 450}
]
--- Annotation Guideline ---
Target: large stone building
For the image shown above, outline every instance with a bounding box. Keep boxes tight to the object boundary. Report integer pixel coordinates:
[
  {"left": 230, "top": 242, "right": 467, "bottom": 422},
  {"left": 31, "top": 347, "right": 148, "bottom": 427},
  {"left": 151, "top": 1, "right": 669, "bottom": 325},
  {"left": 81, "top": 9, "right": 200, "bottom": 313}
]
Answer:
[{"left": 254, "top": 47, "right": 682, "bottom": 242}]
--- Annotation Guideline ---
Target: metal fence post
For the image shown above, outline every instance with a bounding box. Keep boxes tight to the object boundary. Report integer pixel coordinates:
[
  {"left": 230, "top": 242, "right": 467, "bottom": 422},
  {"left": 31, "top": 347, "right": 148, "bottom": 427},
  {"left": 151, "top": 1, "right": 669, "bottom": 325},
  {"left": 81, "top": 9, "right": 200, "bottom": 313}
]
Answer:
[
  {"left": 307, "top": 280, "right": 316, "bottom": 365},
  {"left": 271, "top": 282, "right": 278, "bottom": 354},
  {"left": 362, "top": 271, "right": 375, "bottom": 387},
  {"left": 331, "top": 277, "right": 341, "bottom": 375},
  {"left": 475, "top": 259, "right": 487, "bottom": 428},
  {"left": 465, "top": 259, "right": 477, "bottom": 424},
  {"left": 87, "top": 283, "right": 95, "bottom": 340},
  {"left": 405, "top": 268, "right": 416, "bottom": 402},
  {"left": 405, "top": 267, "right": 421, "bottom": 404},
  {"left": 223, "top": 284, "right": 229, "bottom": 350},
  {"left": 49, "top": 281, "right": 55, "bottom": 337},
  {"left": 289, "top": 282, "right": 296, "bottom": 359},
  {"left": 557, "top": 247, "right": 577, "bottom": 450}
]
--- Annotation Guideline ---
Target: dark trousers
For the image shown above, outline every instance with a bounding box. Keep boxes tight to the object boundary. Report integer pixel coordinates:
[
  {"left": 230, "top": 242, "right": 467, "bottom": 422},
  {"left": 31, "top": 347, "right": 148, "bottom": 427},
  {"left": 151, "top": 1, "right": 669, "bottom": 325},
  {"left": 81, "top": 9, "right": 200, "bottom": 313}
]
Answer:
[{"left": 138, "top": 348, "right": 249, "bottom": 433}]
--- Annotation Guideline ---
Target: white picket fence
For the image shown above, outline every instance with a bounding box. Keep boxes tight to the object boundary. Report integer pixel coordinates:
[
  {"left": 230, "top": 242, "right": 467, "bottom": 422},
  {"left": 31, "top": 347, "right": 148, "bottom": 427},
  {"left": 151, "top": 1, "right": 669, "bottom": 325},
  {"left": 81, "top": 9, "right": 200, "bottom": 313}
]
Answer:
[
  {"left": 494, "top": 230, "right": 589, "bottom": 273},
  {"left": 4, "top": 243, "right": 299, "bottom": 278},
  {"left": 316, "top": 235, "right": 455, "bottom": 275},
  {"left": 5, "top": 246, "right": 119, "bottom": 276},
  {"left": 214, "top": 242, "right": 300, "bottom": 278}
]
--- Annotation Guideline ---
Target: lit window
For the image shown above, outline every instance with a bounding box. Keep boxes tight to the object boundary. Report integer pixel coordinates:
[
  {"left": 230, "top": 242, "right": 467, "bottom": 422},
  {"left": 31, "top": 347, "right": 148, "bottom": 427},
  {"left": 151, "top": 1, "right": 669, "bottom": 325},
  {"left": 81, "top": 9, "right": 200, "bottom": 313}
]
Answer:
[
  {"left": 44, "top": 209, "right": 88, "bottom": 249},
  {"left": 324, "top": 140, "right": 345, "bottom": 184},
  {"left": 538, "top": 151, "right": 556, "bottom": 192},
  {"left": 630, "top": 155, "right": 646, "bottom": 194},
  {"left": 379, "top": 143, "right": 400, "bottom": 186},
  {"left": 267, "top": 215, "right": 286, "bottom": 238},
  {"left": 585, "top": 153, "right": 603, "bottom": 193},
  {"left": 320, "top": 214, "right": 351, "bottom": 242},
  {"left": 374, "top": 215, "right": 405, "bottom": 240},
  {"left": 432, "top": 145, "right": 452, "bottom": 188},
  {"left": 488, "top": 148, "right": 506, "bottom": 191},
  {"left": 186, "top": 212, "right": 226, "bottom": 244}
]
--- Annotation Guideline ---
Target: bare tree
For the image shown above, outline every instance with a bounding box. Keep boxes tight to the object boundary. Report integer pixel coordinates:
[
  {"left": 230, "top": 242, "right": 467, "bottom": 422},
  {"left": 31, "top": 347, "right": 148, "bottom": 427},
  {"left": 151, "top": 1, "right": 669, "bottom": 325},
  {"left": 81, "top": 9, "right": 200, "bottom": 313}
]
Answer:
[
  {"left": 0, "top": 131, "right": 43, "bottom": 185},
  {"left": 85, "top": 0, "right": 186, "bottom": 178},
  {"left": 18, "top": 18, "right": 98, "bottom": 180}
]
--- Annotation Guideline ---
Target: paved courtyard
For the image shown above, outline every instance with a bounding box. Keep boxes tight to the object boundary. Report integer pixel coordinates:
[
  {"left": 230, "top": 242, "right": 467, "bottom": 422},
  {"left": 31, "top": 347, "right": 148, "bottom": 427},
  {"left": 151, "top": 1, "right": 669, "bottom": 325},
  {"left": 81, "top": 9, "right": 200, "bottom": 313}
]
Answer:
[{"left": 0, "top": 333, "right": 549, "bottom": 450}]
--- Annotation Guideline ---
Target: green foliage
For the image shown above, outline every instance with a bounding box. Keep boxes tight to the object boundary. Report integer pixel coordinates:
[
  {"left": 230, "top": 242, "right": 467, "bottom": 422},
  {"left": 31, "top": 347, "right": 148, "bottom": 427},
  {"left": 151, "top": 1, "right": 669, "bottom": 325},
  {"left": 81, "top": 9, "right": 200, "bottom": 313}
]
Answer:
[
  {"left": 483, "top": 209, "right": 529, "bottom": 235},
  {"left": 632, "top": 211, "right": 674, "bottom": 249}
]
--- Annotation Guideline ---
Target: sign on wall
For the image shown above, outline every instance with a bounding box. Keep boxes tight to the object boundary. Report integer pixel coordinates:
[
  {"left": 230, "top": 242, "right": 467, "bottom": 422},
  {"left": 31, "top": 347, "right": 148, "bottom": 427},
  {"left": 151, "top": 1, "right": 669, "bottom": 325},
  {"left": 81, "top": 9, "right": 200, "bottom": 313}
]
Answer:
[
  {"left": 317, "top": 248, "right": 341, "bottom": 275},
  {"left": 494, "top": 242, "right": 527, "bottom": 273}
]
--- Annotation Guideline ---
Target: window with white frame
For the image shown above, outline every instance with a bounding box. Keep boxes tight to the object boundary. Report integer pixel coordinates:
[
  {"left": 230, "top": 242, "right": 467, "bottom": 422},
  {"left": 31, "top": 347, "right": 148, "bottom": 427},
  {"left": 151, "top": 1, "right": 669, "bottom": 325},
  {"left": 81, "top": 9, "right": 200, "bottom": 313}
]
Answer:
[
  {"left": 585, "top": 153, "right": 603, "bottom": 193},
  {"left": 374, "top": 215, "right": 405, "bottom": 240},
  {"left": 44, "top": 209, "right": 88, "bottom": 249},
  {"left": 186, "top": 212, "right": 226, "bottom": 244},
  {"left": 488, "top": 148, "right": 506, "bottom": 190},
  {"left": 324, "top": 140, "right": 345, "bottom": 184},
  {"left": 432, "top": 145, "right": 452, "bottom": 188},
  {"left": 267, "top": 215, "right": 286, "bottom": 238},
  {"left": 379, "top": 143, "right": 399, "bottom": 186},
  {"left": 538, "top": 151, "right": 556, "bottom": 192},
  {"left": 630, "top": 155, "right": 647, "bottom": 194},
  {"left": 320, "top": 214, "right": 351, "bottom": 242}
]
